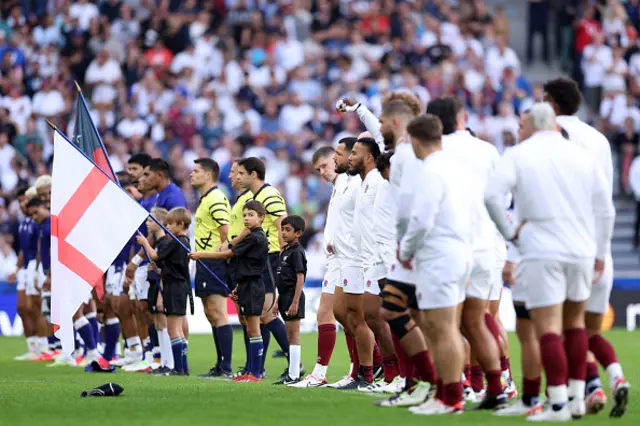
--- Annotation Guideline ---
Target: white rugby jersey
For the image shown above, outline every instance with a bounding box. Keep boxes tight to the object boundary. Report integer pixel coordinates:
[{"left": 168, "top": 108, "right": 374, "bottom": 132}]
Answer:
[
  {"left": 352, "top": 168, "right": 385, "bottom": 266},
  {"left": 330, "top": 173, "right": 361, "bottom": 262},
  {"left": 324, "top": 174, "right": 342, "bottom": 258},
  {"left": 399, "top": 151, "right": 473, "bottom": 274},
  {"left": 442, "top": 130, "right": 500, "bottom": 254},
  {"left": 485, "top": 130, "right": 615, "bottom": 262},
  {"left": 390, "top": 141, "right": 422, "bottom": 242},
  {"left": 374, "top": 179, "right": 395, "bottom": 245}
]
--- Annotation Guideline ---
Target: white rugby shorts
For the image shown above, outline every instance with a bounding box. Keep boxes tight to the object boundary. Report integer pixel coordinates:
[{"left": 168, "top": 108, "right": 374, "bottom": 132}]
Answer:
[
  {"left": 106, "top": 265, "right": 125, "bottom": 296},
  {"left": 376, "top": 242, "right": 394, "bottom": 277},
  {"left": 342, "top": 264, "right": 381, "bottom": 295},
  {"left": 523, "top": 259, "right": 593, "bottom": 310},
  {"left": 133, "top": 266, "right": 150, "bottom": 301},
  {"left": 25, "top": 259, "right": 44, "bottom": 296},
  {"left": 16, "top": 268, "right": 27, "bottom": 292},
  {"left": 416, "top": 255, "right": 471, "bottom": 310},
  {"left": 322, "top": 257, "right": 341, "bottom": 295},
  {"left": 466, "top": 251, "right": 495, "bottom": 300},
  {"left": 387, "top": 258, "right": 417, "bottom": 285},
  {"left": 510, "top": 261, "right": 527, "bottom": 304},
  {"left": 586, "top": 254, "right": 613, "bottom": 315}
]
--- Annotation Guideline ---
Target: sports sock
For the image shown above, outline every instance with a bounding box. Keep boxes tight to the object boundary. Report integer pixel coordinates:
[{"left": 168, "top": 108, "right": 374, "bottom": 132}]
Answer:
[
  {"left": 522, "top": 377, "right": 541, "bottom": 407},
  {"left": 242, "top": 326, "right": 250, "bottom": 370},
  {"left": 181, "top": 338, "right": 189, "bottom": 374},
  {"left": 443, "top": 382, "right": 463, "bottom": 407},
  {"left": 148, "top": 324, "right": 159, "bottom": 352},
  {"left": 382, "top": 355, "right": 399, "bottom": 382},
  {"left": 317, "top": 324, "right": 336, "bottom": 367},
  {"left": 345, "top": 332, "right": 360, "bottom": 379},
  {"left": 126, "top": 336, "right": 143, "bottom": 359},
  {"left": 435, "top": 378, "right": 443, "bottom": 400},
  {"left": 362, "top": 365, "right": 374, "bottom": 383},
  {"left": 38, "top": 337, "right": 49, "bottom": 354},
  {"left": 564, "top": 328, "right": 587, "bottom": 400},
  {"left": 157, "top": 330, "right": 165, "bottom": 366},
  {"left": 260, "top": 324, "right": 271, "bottom": 373},
  {"left": 484, "top": 313, "right": 501, "bottom": 347},
  {"left": 171, "top": 338, "right": 184, "bottom": 372},
  {"left": 485, "top": 370, "right": 503, "bottom": 396},
  {"left": 411, "top": 350, "right": 436, "bottom": 384},
  {"left": 500, "top": 356, "right": 512, "bottom": 381},
  {"left": 540, "top": 332, "right": 568, "bottom": 408},
  {"left": 27, "top": 336, "right": 38, "bottom": 354},
  {"left": 266, "top": 318, "right": 289, "bottom": 361},
  {"left": 470, "top": 365, "right": 485, "bottom": 392},
  {"left": 211, "top": 326, "right": 221, "bottom": 367},
  {"left": 161, "top": 328, "right": 174, "bottom": 369},
  {"left": 47, "top": 335, "right": 58, "bottom": 352},
  {"left": 289, "top": 344, "right": 301, "bottom": 379},
  {"left": 373, "top": 344, "right": 382, "bottom": 366},
  {"left": 217, "top": 324, "right": 233, "bottom": 372},
  {"left": 74, "top": 317, "right": 97, "bottom": 351},
  {"left": 249, "top": 336, "right": 264, "bottom": 378},
  {"left": 588, "top": 334, "right": 623, "bottom": 388},
  {"left": 586, "top": 362, "right": 602, "bottom": 394},
  {"left": 103, "top": 318, "right": 120, "bottom": 361},
  {"left": 85, "top": 312, "right": 99, "bottom": 346},
  {"left": 463, "top": 363, "right": 471, "bottom": 384}
]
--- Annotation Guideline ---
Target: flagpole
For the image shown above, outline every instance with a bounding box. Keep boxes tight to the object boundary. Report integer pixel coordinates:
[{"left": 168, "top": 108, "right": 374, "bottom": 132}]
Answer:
[
  {"left": 46, "top": 122, "right": 231, "bottom": 294},
  {"left": 74, "top": 81, "right": 117, "bottom": 180}
]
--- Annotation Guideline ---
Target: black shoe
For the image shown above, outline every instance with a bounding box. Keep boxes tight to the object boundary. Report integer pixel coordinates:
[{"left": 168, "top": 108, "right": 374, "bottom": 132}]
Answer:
[
  {"left": 473, "top": 393, "right": 508, "bottom": 410},
  {"left": 272, "top": 350, "right": 286, "bottom": 358},
  {"left": 373, "top": 364, "right": 384, "bottom": 381},
  {"left": 168, "top": 369, "right": 187, "bottom": 376},
  {"left": 337, "top": 375, "right": 367, "bottom": 390},
  {"left": 198, "top": 366, "right": 220, "bottom": 378},
  {"left": 235, "top": 367, "right": 248, "bottom": 378},
  {"left": 149, "top": 366, "right": 170, "bottom": 376},
  {"left": 278, "top": 364, "right": 305, "bottom": 382},
  {"left": 273, "top": 375, "right": 301, "bottom": 385}
]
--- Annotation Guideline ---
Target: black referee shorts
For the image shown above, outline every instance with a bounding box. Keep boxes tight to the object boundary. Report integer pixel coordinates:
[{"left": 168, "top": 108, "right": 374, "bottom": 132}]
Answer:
[
  {"left": 163, "top": 281, "right": 190, "bottom": 317},
  {"left": 262, "top": 253, "right": 280, "bottom": 293},
  {"left": 237, "top": 278, "right": 265, "bottom": 317},
  {"left": 277, "top": 286, "right": 306, "bottom": 321},
  {"left": 194, "top": 258, "right": 230, "bottom": 297}
]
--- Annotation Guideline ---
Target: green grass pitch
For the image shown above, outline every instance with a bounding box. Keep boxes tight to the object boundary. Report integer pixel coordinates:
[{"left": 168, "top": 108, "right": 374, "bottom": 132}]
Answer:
[{"left": 0, "top": 330, "right": 638, "bottom": 426}]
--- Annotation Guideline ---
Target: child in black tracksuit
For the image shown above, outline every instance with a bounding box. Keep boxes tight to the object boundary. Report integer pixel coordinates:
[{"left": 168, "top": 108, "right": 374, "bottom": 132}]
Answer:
[
  {"left": 274, "top": 215, "right": 307, "bottom": 385},
  {"left": 137, "top": 207, "right": 191, "bottom": 376}
]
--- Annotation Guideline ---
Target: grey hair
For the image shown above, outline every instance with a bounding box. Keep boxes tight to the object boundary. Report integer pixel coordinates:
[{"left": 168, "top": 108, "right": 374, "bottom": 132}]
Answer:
[{"left": 529, "top": 102, "right": 556, "bottom": 131}]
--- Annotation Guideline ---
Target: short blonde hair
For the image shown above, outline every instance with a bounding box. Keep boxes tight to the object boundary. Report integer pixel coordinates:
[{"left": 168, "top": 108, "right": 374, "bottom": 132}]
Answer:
[
  {"left": 150, "top": 207, "right": 168, "bottom": 224},
  {"left": 35, "top": 175, "right": 52, "bottom": 189},
  {"left": 165, "top": 207, "right": 192, "bottom": 229},
  {"left": 25, "top": 186, "right": 38, "bottom": 197}
]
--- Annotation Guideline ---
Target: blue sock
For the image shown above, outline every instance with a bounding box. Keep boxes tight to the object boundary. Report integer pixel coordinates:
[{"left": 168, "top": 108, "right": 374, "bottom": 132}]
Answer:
[
  {"left": 249, "top": 336, "right": 264, "bottom": 378},
  {"left": 211, "top": 326, "right": 221, "bottom": 367},
  {"left": 171, "top": 338, "right": 184, "bottom": 372},
  {"left": 181, "top": 338, "right": 189, "bottom": 374},
  {"left": 103, "top": 319, "right": 120, "bottom": 361},
  {"left": 47, "top": 335, "right": 57, "bottom": 351},
  {"left": 266, "top": 318, "right": 289, "bottom": 362},
  {"left": 216, "top": 324, "right": 233, "bottom": 372},
  {"left": 243, "top": 326, "right": 250, "bottom": 370},
  {"left": 260, "top": 324, "right": 271, "bottom": 373},
  {"left": 87, "top": 316, "right": 99, "bottom": 345},
  {"left": 74, "top": 318, "right": 97, "bottom": 351}
]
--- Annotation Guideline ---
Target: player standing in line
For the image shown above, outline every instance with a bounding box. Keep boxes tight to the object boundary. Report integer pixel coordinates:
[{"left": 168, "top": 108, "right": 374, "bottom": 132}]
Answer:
[
  {"left": 235, "top": 157, "right": 297, "bottom": 382},
  {"left": 375, "top": 100, "right": 437, "bottom": 407},
  {"left": 190, "top": 158, "right": 235, "bottom": 379},
  {"left": 427, "top": 97, "right": 508, "bottom": 409},
  {"left": 544, "top": 77, "right": 630, "bottom": 417},
  {"left": 494, "top": 110, "right": 545, "bottom": 416},
  {"left": 292, "top": 147, "right": 343, "bottom": 387},
  {"left": 398, "top": 114, "right": 474, "bottom": 415},
  {"left": 11, "top": 187, "right": 40, "bottom": 360},
  {"left": 485, "top": 103, "right": 615, "bottom": 421}
]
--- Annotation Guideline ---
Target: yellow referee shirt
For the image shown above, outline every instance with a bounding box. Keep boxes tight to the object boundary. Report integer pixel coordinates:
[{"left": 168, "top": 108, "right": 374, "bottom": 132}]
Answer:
[
  {"left": 253, "top": 184, "right": 287, "bottom": 253},
  {"left": 194, "top": 186, "right": 230, "bottom": 252},
  {"left": 229, "top": 190, "right": 254, "bottom": 242}
]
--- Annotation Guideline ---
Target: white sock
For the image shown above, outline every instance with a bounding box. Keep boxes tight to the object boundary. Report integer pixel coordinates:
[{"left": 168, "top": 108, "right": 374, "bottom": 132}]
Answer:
[
  {"left": 606, "top": 363, "right": 624, "bottom": 388},
  {"left": 312, "top": 363, "right": 328, "bottom": 380},
  {"left": 38, "top": 337, "right": 49, "bottom": 353},
  {"left": 143, "top": 337, "right": 151, "bottom": 349},
  {"left": 289, "top": 345, "right": 301, "bottom": 379},
  {"left": 126, "top": 336, "right": 142, "bottom": 351},
  {"left": 86, "top": 348, "right": 99, "bottom": 360},
  {"left": 568, "top": 379, "right": 585, "bottom": 401},
  {"left": 115, "top": 341, "right": 122, "bottom": 357},
  {"left": 548, "top": 385, "right": 568, "bottom": 406},
  {"left": 161, "top": 328, "right": 174, "bottom": 369},
  {"left": 501, "top": 369, "right": 511, "bottom": 383},
  {"left": 27, "top": 336, "right": 38, "bottom": 353},
  {"left": 157, "top": 332, "right": 165, "bottom": 367}
]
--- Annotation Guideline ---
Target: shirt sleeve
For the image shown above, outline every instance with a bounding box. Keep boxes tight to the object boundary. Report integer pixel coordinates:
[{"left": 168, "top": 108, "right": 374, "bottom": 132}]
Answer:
[
  {"left": 263, "top": 191, "right": 287, "bottom": 217},
  {"left": 355, "top": 104, "right": 384, "bottom": 149},
  {"left": 591, "top": 163, "right": 616, "bottom": 260},
  {"left": 231, "top": 233, "right": 255, "bottom": 257},
  {"left": 485, "top": 151, "right": 518, "bottom": 241},
  {"left": 210, "top": 196, "right": 230, "bottom": 226}
]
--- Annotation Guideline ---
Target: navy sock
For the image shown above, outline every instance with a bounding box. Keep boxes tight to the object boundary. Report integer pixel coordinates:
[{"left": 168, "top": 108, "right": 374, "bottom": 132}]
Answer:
[
  {"left": 88, "top": 317, "right": 99, "bottom": 346},
  {"left": 181, "top": 338, "right": 189, "bottom": 374},
  {"left": 260, "top": 324, "right": 271, "bottom": 373},
  {"left": 103, "top": 319, "right": 120, "bottom": 361},
  {"left": 76, "top": 321, "right": 96, "bottom": 351},
  {"left": 249, "top": 336, "right": 264, "bottom": 378},
  {"left": 171, "top": 338, "right": 184, "bottom": 372},
  {"left": 148, "top": 324, "right": 159, "bottom": 352},
  {"left": 211, "top": 326, "right": 221, "bottom": 367},
  {"left": 217, "top": 324, "right": 233, "bottom": 372},
  {"left": 266, "top": 318, "right": 289, "bottom": 362},
  {"left": 242, "top": 326, "right": 250, "bottom": 370}
]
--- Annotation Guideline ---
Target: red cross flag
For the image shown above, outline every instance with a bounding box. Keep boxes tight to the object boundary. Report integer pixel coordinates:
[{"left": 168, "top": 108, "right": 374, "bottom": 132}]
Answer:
[{"left": 51, "top": 131, "right": 149, "bottom": 354}]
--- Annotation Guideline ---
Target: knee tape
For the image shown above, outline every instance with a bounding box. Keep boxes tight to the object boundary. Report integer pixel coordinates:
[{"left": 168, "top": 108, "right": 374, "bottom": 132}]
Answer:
[
  {"left": 513, "top": 303, "right": 530, "bottom": 320},
  {"left": 387, "top": 314, "right": 415, "bottom": 340}
]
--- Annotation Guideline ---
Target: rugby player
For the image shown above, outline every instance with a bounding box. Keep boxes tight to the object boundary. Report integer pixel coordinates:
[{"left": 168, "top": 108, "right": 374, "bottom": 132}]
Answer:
[
  {"left": 485, "top": 102, "right": 615, "bottom": 421},
  {"left": 234, "top": 157, "right": 297, "bottom": 382},
  {"left": 399, "top": 114, "right": 474, "bottom": 415},
  {"left": 190, "top": 158, "right": 234, "bottom": 379},
  {"left": 544, "top": 77, "right": 630, "bottom": 417},
  {"left": 427, "top": 97, "right": 508, "bottom": 409}
]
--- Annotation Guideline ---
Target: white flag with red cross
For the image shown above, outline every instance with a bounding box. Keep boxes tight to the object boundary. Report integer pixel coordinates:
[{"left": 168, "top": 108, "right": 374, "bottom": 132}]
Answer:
[{"left": 51, "top": 131, "right": 149, "bottom": 354}]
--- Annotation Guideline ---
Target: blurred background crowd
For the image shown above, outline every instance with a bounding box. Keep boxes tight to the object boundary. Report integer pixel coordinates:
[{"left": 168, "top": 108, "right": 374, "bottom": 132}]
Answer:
[{"left": 0, "top": 0, "right": 637, "bottom": 279}]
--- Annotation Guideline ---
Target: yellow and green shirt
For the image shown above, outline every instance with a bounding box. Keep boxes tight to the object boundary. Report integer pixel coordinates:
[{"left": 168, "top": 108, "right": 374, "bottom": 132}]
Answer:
[
  {"left": 253, "top": 184, "right": 287, "bottom": 253},
  {"left": 229, "top": 190, "right": 254, "bottom": 242},
  {"left": 194, "top": 185, "right": 230, "bottom": 252}
]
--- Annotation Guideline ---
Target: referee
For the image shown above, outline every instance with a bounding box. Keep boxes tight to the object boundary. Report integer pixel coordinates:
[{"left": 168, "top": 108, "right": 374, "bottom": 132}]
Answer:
[
  {"left": 190, "top": 158, "right": 234, "bottom": 378},
  {"left": 235, "top": 157, "right": 295, "bottom": 381}
]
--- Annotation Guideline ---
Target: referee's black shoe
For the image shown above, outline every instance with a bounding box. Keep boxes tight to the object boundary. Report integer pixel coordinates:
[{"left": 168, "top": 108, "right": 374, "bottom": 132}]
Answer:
[
  {"left": 275, "top": 365, "right": 305, "bottom": 384},
  {"left": 199, "top": 366, "right": 234, "bottom": 379},
  {"left": 473, "top": 393, "right": 508, "bottom": 410}
]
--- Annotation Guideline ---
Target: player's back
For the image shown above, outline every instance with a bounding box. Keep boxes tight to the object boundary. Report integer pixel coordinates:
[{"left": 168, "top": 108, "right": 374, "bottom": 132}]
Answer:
[
  {"left": 442, "top": 130, "right": 499, "bottom": 252},
  {"left": 507, "top": 131, "right": 601, "bottom": 261}
]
